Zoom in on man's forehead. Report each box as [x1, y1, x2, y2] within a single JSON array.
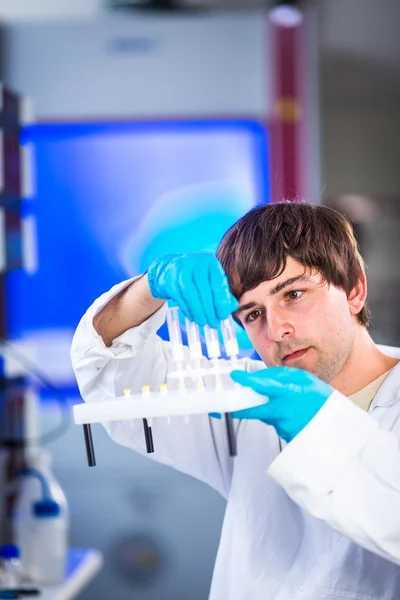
[[239, 261, 324, 301]]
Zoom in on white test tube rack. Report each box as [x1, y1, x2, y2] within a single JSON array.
[[74, 308, 263, 466], [74, 386, 262, 424]]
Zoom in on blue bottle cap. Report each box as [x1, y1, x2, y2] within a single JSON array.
[[0, 544, 20, 559], [33, 499, 61, 518]]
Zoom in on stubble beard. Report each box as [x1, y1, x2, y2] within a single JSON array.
[[308, 334, 355, 384]]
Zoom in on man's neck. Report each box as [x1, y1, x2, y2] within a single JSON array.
[[330, 327, 399, 396]]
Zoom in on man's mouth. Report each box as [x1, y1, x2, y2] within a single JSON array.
[[282, 348, 310, 363]]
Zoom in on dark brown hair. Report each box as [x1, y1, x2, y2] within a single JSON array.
[[217, 201, 371, 327]]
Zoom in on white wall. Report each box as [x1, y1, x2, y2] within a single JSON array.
[[320, 0, 400, 70], [322, 105, 400, 198], [2, 14, 269, 119], [322, 103, 400, 344]]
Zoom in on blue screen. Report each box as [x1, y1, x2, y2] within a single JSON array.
[[8, 120, 269, 386]]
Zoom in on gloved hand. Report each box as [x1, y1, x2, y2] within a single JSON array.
[[147, 253, 238, 329], [220, 367, 333, 443]]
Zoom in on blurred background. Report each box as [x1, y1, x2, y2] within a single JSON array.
[[0, 0, 399, 598]]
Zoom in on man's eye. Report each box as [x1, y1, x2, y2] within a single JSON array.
[[285, 290, 305, 301], [245, 310, 262, 323]]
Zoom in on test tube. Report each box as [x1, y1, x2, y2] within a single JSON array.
[[167, 306, 186, 391], [221, 317, 239, 358], [185, 319, 203, 360], [185, 317, 205, 386], [205, 325, 237, 457], [166, 307, 185, 363], [203, 325, 221, 359]]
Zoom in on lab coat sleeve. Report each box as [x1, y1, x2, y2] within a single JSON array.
[[267, 390, 400, 565], [71, 277, 237, 498]]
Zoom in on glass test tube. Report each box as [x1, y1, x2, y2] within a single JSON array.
[[167, 307, 186, 425], [185, 318, 205, 394], [203, 325, 221, 359], [221, 317, 239, 358], [185, 318, 203, 360], [204, 324, 221, 386], [206, 321, 237, 458], [166, 307, 185, 363]]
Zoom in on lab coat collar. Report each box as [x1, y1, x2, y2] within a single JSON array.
[[369, 345, 400, 410]]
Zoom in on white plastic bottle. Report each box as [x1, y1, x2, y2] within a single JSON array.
[[13, 449, 69, 585]]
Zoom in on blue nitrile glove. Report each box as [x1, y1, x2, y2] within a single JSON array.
[[147, 253, 238, 329], [219, 367, 333, 443]]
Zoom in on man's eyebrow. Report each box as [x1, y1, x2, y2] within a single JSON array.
[[235, 302, 258, 315], [269, 274, 312, 295], [235, 275, 313, 315]]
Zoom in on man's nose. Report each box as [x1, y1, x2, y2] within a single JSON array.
[[265, 309, 294, 342]]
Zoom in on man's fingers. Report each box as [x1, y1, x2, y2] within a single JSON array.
[[209, 261, 238, 321], [230, 369, 289, 398], [192, 268, 219, 328], [231, 401, 277, 421]]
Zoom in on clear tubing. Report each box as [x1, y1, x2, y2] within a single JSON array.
[[166, 307, 184, 362], [221, 316, 239, 358], [185, 318, 203, 360], [203, 325, 221, 359]]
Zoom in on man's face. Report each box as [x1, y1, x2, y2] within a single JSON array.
[[234, 258, 356, 383]]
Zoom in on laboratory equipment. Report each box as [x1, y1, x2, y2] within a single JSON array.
[[14, 460, 68, 585], [75, 308, 264, 466], [219, 317, 241, 453], [185, 318, 203, 363], [184, 319, 207, 424], [0, 545, 21, 588], [167, 308, 189, 423], [167, 308, 185, 364], [203, 326, 221, 360], [123, 388, 155, 447], [203, 323, 236, 455], [0, 84, 33, 548], [166, 308, 186, 389], [221, 318, 240, 360], [73, 386, 262, 425], [20, 499, 66, 585]]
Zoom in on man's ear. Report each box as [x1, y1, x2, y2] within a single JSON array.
[[348, 273, 367, 317]]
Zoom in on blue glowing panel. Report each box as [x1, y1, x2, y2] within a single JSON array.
[[7, 120, 269, 383]]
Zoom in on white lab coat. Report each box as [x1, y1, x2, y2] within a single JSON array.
[[71, 278, 400, 600]]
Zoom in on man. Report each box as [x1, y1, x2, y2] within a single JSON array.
[[71, 202, 400, 600]]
